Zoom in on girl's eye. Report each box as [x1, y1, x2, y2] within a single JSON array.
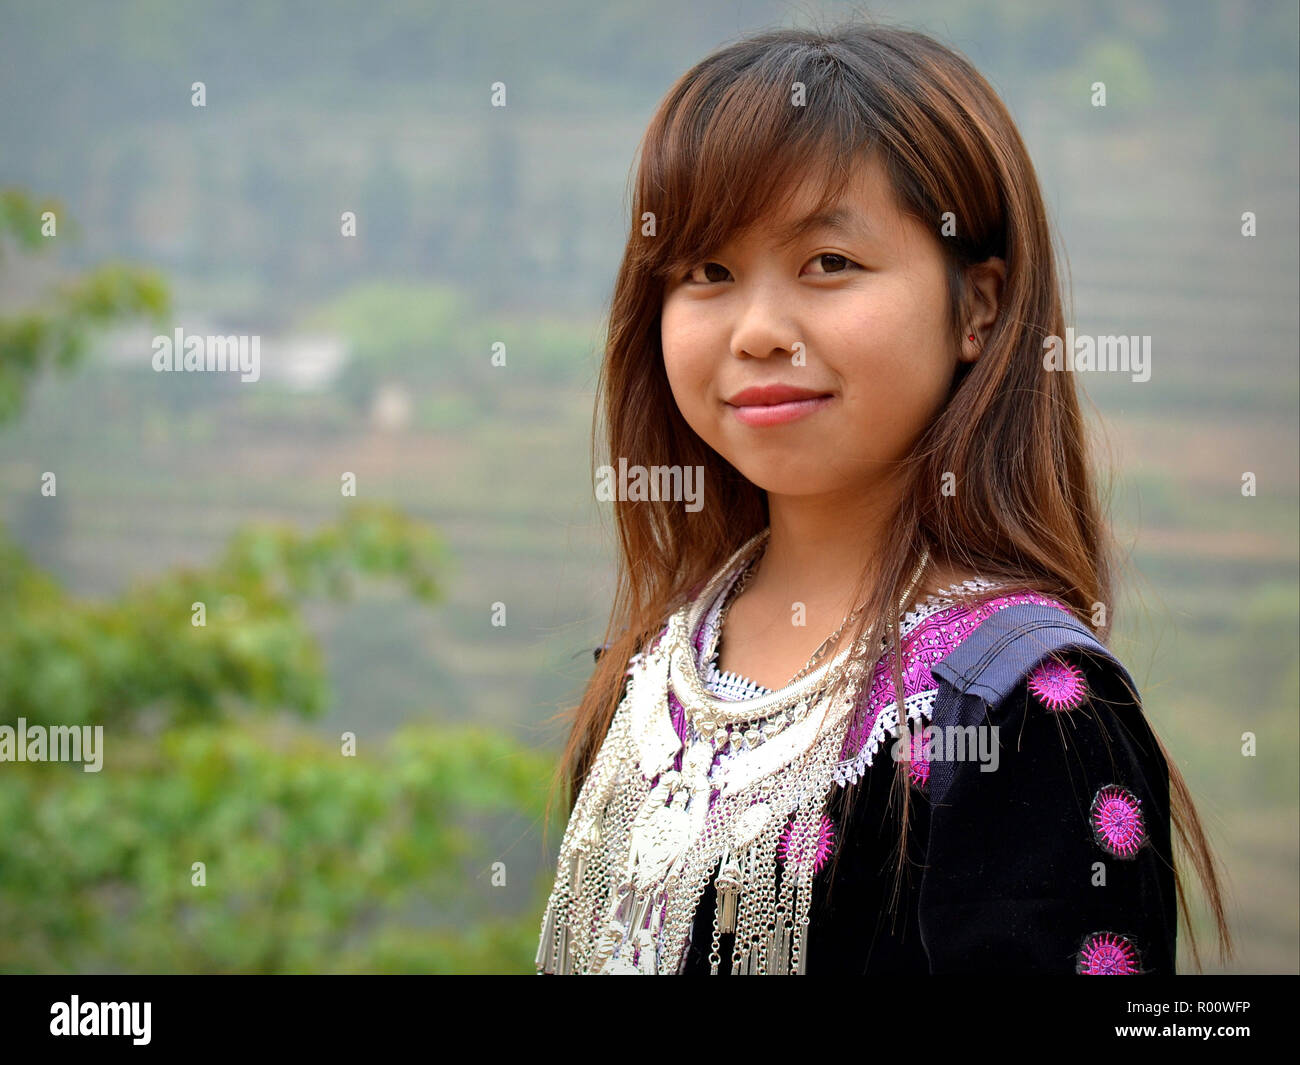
[[804, 253, 859, 275], [681, 253, 860, 284], [682, 261, 732, 284]]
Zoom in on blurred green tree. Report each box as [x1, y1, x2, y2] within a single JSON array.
[[0, 189, 554, 973]]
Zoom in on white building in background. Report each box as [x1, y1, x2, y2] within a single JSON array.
[[370, 382, 413, 431], [261, 334, 349, 393]]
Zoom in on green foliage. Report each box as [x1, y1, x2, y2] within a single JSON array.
[[0, 721, 556, 973], [0, 188, 69, 249], [490, 313, 601, 386], [298, 281, 596, 415], [302, 281, 465, 370], [0, 504, 452, 729], [1056, 38, 1156, 110], [0, 189, 552, 973], [300, 281, 469, 411], [0, 188, 170, 424]]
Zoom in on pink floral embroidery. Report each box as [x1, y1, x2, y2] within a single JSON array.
[[1076, 931, 1141, 974], [777, 813, 836, 875], [1027, 657, 1088, 712], [1090, 784, 1146, 859], [907, 728, 930, 789]]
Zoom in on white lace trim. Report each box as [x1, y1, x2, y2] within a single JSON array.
[[832, 688, 939, 786], [703, 668, 769, 702]]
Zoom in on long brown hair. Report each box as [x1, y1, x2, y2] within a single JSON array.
[[544, 18, 1232, 970]]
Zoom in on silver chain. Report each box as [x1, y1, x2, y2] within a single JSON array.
[[537, 529, 936, 975]]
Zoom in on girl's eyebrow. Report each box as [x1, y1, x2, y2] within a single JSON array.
[[774, 206, 875, 248]]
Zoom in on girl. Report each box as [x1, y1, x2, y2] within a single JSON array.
[[537, 21, 1232, 975]]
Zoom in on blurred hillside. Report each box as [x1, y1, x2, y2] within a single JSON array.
[[0, 0, 1296, 972]]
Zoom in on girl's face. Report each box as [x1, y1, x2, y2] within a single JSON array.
[[661, 154, 972, 501]]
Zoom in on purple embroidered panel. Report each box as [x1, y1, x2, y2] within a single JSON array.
[[838, 590, 1070, 768]]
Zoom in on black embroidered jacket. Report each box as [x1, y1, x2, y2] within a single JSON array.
[[664, 602, 1180, 975]]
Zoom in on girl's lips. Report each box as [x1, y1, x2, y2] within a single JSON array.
[[729, 394, 833, 427]]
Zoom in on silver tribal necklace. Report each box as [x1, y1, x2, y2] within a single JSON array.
[[537, 530, 930, 975]]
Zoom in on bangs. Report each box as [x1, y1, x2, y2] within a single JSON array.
[[638, 44, 884, 283]]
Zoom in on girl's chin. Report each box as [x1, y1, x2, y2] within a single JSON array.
[[722, 468, 849, 497]]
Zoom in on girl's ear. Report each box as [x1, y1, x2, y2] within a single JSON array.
[[960, 257, 1007, 363]]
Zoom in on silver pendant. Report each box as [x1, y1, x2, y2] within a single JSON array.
[[715, 851, 742, 934], [627, 779, 691, 888]]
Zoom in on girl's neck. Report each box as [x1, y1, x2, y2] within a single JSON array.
[[754, 484, 899, 614], [749, 484, 971, 615]]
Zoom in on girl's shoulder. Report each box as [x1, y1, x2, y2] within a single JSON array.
[[840, 580, 1119, 782], [916, 583, 1167, 819], [915, 597, 1176, 975], [911, 580, 1150, 747], [883, 577, 1100, 699], [914, 581, 1138, 711]]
